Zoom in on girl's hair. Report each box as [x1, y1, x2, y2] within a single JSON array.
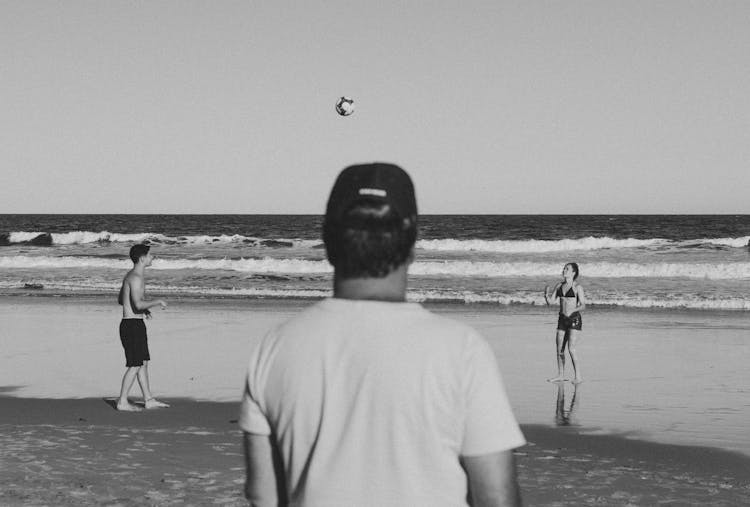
[[566, 262, 580, 280]]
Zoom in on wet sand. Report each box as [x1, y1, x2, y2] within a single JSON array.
[[1, 296, 749, 505]]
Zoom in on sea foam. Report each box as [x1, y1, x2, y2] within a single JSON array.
[[3, 255, 750, 279], [416, 236, 667, 253], [4, 230, 750, 252], [3, 280, 749, 310], [3, 230, 319, 248]]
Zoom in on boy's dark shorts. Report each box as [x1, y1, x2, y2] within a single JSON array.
[[557, 312, 583, 332], [119, 319, 150, 367]]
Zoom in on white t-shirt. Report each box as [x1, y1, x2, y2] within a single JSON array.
[[240, 298, 525, 506]]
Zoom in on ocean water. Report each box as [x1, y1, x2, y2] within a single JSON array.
[[1, 214, 749, 311]]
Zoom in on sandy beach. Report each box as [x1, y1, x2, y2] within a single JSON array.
[[1, 295, 749, 505], [5, 0, 750, 502]]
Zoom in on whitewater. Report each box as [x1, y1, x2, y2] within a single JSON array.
[[2, 214, 749, 310], [3, 229, 750, 252]]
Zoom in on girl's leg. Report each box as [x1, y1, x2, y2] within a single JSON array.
[[547, 330, 568, 382], [567, 330, 583, 383]]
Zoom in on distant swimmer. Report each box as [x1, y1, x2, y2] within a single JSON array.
[[116, 244, 169, 411], [544, 262, 586, 384]]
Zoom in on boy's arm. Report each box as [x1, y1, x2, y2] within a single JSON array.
[[129, 277, 167, 311], [117, 279, 126, 305]]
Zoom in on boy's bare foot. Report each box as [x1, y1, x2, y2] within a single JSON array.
[[116, 401, 143, 412], [144, 398, 170, 409], [546, 376, 567, 383]]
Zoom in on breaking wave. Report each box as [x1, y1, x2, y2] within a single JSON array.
[[2, 255, 749, 279], [2, 231, 749, 253], [416, 237, 668, 253], [3, 280, 750, 310], [0, 231, 318, 248]]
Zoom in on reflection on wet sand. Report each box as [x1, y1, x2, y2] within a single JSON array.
[[554, 382, 579, 426]]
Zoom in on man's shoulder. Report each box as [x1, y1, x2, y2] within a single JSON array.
[[267, 299, 483, 343], [415, 312, 496, 359], [263, 300, 329, 334], [349, 299, 483, 343]]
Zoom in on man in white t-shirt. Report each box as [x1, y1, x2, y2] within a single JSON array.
[[240, 163, 525, 506]]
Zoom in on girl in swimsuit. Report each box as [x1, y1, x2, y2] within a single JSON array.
[[544, 262, 586, 384]]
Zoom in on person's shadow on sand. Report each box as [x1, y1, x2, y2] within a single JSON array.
[[102, 398, 148, 411], [103, 397, 171, 411], [554, 382, 580, 426], [103, 398, 119, 410]]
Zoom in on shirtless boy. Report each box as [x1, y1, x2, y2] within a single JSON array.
[[116, 244, 169, 411]]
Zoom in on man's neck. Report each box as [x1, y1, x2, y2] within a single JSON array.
[[333, 265, 408, 302]]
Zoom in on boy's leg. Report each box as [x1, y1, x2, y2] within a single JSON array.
[[138, 361, 170, 408], [117, 367, 143, 411], [136, 361, 153, 400]]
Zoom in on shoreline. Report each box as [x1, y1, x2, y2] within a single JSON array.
[[1, 396, 748, 506], [3, 290, 750, 315], [2, 294, 749, 456], [2, 295, 750, 504]]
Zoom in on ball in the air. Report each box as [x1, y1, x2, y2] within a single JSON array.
[[335, 96, 355, 116]]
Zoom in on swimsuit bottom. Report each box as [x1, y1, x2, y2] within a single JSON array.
[[120, 319, 150, 367], [557, 312, 582, 332]]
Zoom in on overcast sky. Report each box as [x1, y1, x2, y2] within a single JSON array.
[[1, 1, 748, 214]]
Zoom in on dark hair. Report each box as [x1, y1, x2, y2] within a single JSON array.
[[129, 244, 151, 264], [323, 200, 417, 279], [567, 262, 580, 280]]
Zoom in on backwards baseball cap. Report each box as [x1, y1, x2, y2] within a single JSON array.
[[325, 162, 417, 222]]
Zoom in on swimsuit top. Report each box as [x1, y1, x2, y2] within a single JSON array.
[[556, 284, 576, 298]]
